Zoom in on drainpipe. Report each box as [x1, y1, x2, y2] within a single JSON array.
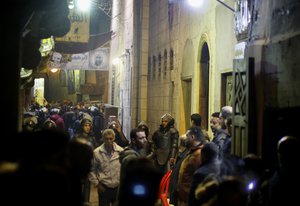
[[135, 0, 142, 126], [126, 48, 131, 132]]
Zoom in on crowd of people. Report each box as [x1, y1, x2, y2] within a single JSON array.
[[0, 101, 299, 206]]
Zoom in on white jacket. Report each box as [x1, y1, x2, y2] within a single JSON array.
[[89, 142, 124, 188]]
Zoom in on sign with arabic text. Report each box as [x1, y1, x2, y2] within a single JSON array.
[[55, 9, 90, 43]]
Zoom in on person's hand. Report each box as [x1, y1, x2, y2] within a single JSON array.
[[115, 124, 121, 132], [169, 158, 175, 169]]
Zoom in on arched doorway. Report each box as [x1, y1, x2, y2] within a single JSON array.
[[199, 42, 209, 130]]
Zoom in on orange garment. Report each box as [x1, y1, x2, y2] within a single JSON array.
[[177, 146, 202, 204]]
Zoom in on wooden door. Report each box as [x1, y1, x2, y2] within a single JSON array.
[[232, 57, 255, 157], [182, 79, 192, 130]]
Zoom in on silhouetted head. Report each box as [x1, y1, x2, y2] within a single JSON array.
[[23, 116, 38, 132], [179, 134, 187, 153], [18, 130, 70, 172], [217, 176, 247, 206], [69, 138, 93, 178], [277, 135, 300, 170], [191, 113, 202, 127], [42, 119, 57, 130], [118, 157, 162, 206], [243, 153, 264, 179], [201, 142, 219, 164]]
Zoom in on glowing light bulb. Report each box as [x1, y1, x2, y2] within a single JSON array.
[[188, 0, 203, 7], [50, 68, 59, 73]]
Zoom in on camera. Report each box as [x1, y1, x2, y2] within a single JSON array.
[[131, 183, 146, 196]]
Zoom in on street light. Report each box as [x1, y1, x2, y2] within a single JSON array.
[[76, 0, 91, 11], [187, 0, 203, 7], [68, 0, 91, 11], [187, 0, 235, 12]]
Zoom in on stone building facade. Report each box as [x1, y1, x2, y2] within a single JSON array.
[[109, 0, 300, 167], [109, 0, 236, 138]]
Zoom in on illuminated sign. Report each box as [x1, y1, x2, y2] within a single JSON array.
[[48, 47, 109, 70], [55, 9, 90, 43]]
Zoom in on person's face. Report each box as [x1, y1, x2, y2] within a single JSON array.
[[83, 123, 92, 134], [210, 116, 221, 133], [25, 121, 35, 132], [134, 131, 148, 149], [104, 133, 115, 149], [219, 115, 226, 129], [95, 54, 103, 66], [161, 118, 169, 128], [185, 131, 194, 148], [52, 53, 62, 64]]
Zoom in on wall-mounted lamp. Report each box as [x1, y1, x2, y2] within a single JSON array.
[[187, 0, 203, 7], [68, 0, 91, 11], [50, 68, 59, 73]]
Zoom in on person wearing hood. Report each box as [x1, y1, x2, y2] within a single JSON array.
[[73, 117, 100, 205], [23, 115, 39, 132], [151, 113, 179, 174], [49, 108, 65, 132], [137, 121, 150, 139], [74, 118, 100, 150]]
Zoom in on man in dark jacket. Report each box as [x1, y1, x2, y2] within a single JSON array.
[[117, 128, 150, 205], [189, 142, 221, 206], [119, 127, 149, 170]]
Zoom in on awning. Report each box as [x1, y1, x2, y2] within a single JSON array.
[[55, 31, 112, 54]]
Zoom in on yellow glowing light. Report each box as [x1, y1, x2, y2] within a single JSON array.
[[50, 68, 59, 73]]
